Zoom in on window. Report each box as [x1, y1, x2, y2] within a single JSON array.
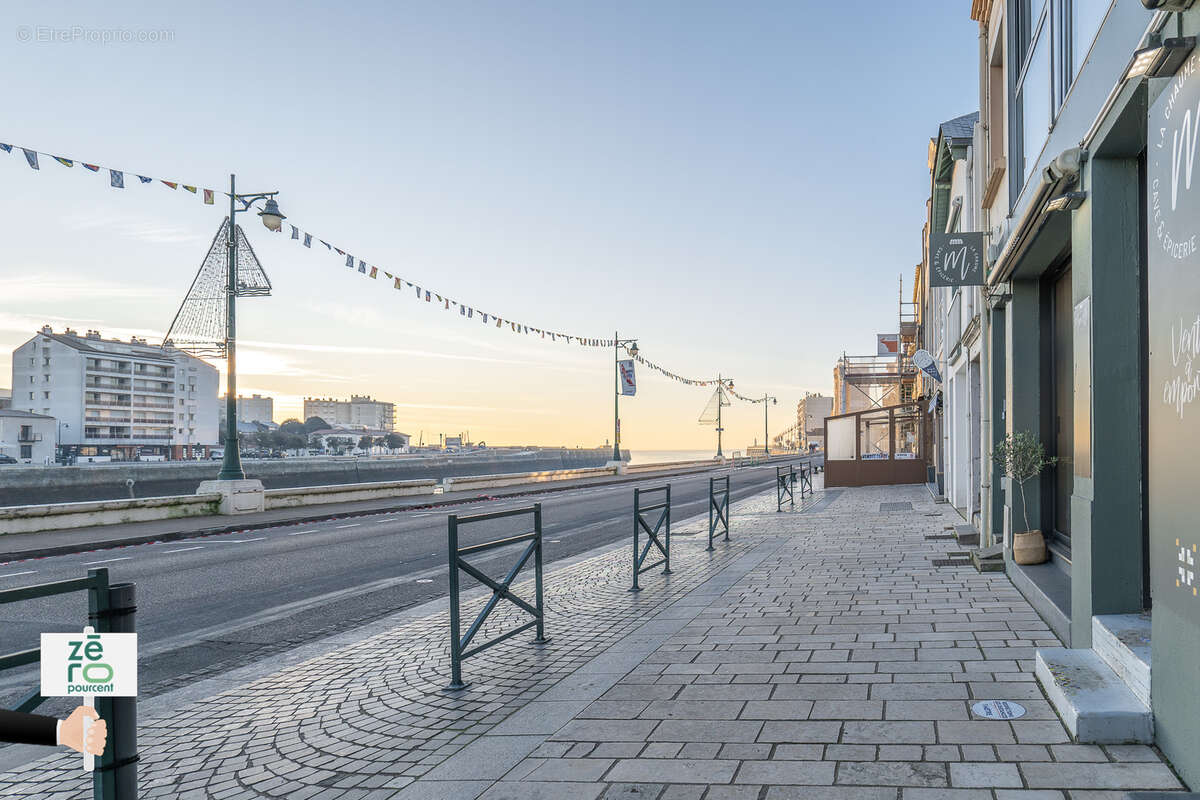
[[20, 445, 31, 460], [1071, 0, 1110, 81], [827, 417, 856, 460], [43, 391, 50, 400], [28, 392, 34, 400], [859, 410, 891, 460], [1017, 5, 1050, 182]]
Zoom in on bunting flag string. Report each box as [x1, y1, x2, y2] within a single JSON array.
[[728, 388, 768, 403], [0, 137, 752, 391]]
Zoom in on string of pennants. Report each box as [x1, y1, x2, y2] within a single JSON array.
[[0, 138, 757, 393], [728, 388, 769, 404]]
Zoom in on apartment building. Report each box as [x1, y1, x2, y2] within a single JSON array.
[[303, 395, 395, 431], [0, 409, 55, 463], [795, 393, 832, 451], [220, 393, 275, 425], [10, 326, 220, 461]]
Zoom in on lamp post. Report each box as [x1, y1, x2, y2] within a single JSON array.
[[612, 331, 639, 463], [716, 376, 733, 459], [762, 394, 777, 456], [217, 173, 285, 481]]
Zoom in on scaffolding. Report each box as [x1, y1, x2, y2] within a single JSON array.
[[833, 276, 919, 414]]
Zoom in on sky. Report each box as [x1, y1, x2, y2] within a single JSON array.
[[0, 1, 979, 450]]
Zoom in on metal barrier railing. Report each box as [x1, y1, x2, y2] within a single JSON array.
[[445, 504, 547, 691], [707, 475, 730, 550], [798, 464, 814, 500], [776, 465, 795, 512], [0, 568, 137, 800], [630, 485, 671, 591]]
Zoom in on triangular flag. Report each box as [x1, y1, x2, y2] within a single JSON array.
[[320, 240, 330, 250], [334, 247, 345, 255], [82, 163, 100, 172], [110, 169, 124, 188], [182, 185, 197, 193], [53, 156, 73, 168], [161, 180, 178, 189], [22, 149, 39, 170], [138, 175, 152, 183], [0, 144, 11, 153]]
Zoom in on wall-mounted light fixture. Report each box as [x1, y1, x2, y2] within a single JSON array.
[[1126, 36, 1195, 80], [1046, 191, 1087, 213], [1140, 0, 1194, 11]]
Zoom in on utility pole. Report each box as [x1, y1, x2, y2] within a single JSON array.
[[762, 394, 777, 455]]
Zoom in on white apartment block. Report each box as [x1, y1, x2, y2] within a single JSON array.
[[221, 393, 275, 424], [303, 395, 395, 431], [0, 409, 55, 463], [796, 393, 832, 451], [10, 326, 220, 460]]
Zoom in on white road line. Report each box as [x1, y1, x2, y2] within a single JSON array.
[[83, 557, 132, 566], [207, 538, 267, 543], [335, 523, 360, 529], [287, 529, 319, 536], [0, 571, 36, 579], [163, 546, 204, 554]]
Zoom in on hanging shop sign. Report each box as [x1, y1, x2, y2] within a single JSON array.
[[1147, 51, 1200, 627], [930, 231, 986, 287], [912, 349, 941, 383], [877, 334, 900, 356]]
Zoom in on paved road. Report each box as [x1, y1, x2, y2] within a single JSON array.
[[0, 458, 815, 710]]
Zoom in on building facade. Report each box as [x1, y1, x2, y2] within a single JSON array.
[[303, 395, 395, 431], [795, 393, 832, 450], [0, 409, 55, 463], [220, 393, 275, 425], [10, 327, 220, 461], [915, 0, 1200, 785]]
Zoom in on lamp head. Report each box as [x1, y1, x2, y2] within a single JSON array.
[[258, 197, 286, 232], [628, 341, 639, 357]]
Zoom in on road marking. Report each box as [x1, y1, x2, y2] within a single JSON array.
[[0, 571, 36, 579], [287, 529, 319, 536], [415, 578, 433, 583], [163, 546, 204, 554], [208, 538, 267, 543], [335, 523, 361, 529], [83, 557, 132, 566]]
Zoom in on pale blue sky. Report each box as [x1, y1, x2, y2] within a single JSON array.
[[0, 1, 978, 448]]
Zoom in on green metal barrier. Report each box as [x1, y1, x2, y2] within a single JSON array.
[[630, 485, 671, 591], [776, 465, 795, 512], [0, 567, 137, 800], [445, 504, 548, 691], [707, 475, 730, 550]]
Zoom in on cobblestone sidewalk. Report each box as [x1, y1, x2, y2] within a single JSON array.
[[1, 482, 1189, 799]]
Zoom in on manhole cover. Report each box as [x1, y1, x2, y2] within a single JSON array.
[[880, 502, 913, 512], [972, 700, 1026, 719]]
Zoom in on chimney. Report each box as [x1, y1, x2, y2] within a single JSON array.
[[40, 325, 53, 334], [64, 328, 77, 336], [86, 330, 101, 340]]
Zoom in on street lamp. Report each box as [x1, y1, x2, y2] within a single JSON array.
[[612, 331, 639, 463], [762, 395, 777, 456], [217, 174, 285, 482], [716, 376, 733, 459]]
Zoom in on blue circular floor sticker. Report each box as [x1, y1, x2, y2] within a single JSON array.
[[971, 700, 1026, 720]]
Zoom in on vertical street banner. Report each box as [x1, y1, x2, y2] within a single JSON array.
[[930, 232, 985, 287], [1148, 52, 1200, 630], [618, 359, 636, 395]]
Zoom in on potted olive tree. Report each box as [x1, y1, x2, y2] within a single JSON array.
[[992, 431, 1058, 565]]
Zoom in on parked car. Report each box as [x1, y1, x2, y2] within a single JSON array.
[[0, 455, 19, 465]]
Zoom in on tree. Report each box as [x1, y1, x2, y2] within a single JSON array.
[[308, 434, 325, 453], [359, 435, 375, 452], [279, 419, 307, 436], [384, 433, 406, 451], [992, 431, 1058, 533], [304, 417, 330, 435]]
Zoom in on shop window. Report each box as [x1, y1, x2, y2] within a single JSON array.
[[895, 409, 921, 460], [859, 410, 891, 460], [827, 417, 856, 460]]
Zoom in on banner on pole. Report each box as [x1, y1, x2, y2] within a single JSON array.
[[618, 359, 636, 396]]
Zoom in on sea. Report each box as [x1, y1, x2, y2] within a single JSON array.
[[628, 449, 716, 465]]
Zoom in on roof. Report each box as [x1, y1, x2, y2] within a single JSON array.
[[0, 409, 55, 420], [939, 112, 979, 143], [25, 329, 209, 366]]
